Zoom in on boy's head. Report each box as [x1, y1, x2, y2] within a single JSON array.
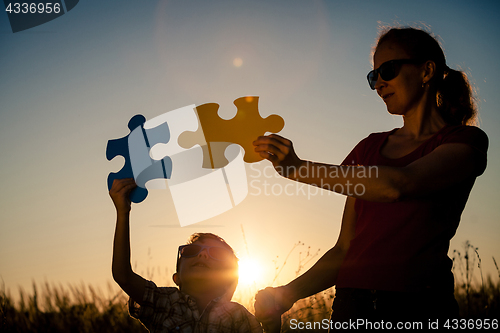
[[173, 233, 239, 299]]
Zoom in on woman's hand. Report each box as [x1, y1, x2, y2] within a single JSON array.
[[109, 178, 137, 214], [253, 134, 304, 179], [255, 286, 295, 333]]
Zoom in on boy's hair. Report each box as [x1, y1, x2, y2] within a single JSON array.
[[176, 233, 239, 298]]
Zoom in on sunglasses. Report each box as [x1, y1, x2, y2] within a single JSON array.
[[367, 59, 424, 90], [177, 244, 234, 261]]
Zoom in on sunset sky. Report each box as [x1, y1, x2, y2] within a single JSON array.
[[1, 0, 499, 302]]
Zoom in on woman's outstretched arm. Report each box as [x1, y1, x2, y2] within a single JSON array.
[[253, 134, 479, 202], [255, 196, 357, 328]]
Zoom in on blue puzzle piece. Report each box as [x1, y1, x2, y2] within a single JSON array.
[[129, 120, 172, 189], [106, 114, 172, 203]]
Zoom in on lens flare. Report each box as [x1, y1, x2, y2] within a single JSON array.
[[233, 57, 243, 67]]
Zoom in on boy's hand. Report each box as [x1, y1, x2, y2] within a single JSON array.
[[109, 178, 137, 214], [255, 286, 294, 333]]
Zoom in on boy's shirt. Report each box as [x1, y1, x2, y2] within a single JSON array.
[[129, 280, 263, 333]]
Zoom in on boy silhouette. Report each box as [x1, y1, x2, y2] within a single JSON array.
[[110, 178, 263, 333]]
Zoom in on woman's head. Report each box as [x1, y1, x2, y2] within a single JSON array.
[[372, 27, 477, 125]]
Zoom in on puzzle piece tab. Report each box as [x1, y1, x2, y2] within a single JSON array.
[[178, 96, 284, 168], [106, 114, 172, 203], [146, 105, 208, 183]]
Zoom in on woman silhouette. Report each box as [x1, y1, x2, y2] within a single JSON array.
[[253, 27, 488, 330]]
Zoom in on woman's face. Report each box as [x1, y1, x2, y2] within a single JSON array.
[[373, 41, 425, 116]]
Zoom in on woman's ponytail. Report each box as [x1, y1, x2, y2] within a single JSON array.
[[437, 67, 477, 126]]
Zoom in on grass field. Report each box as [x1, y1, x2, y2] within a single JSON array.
[[1, 241, 498, 332]]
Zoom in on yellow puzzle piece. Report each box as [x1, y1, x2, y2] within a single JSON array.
[[178, 96, 285, 169]]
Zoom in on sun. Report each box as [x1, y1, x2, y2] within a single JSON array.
[[238, 258, 262, 285]]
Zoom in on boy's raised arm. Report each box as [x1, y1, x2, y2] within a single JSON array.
[[110, 178, 147, 304]]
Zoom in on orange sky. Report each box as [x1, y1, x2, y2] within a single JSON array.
[[1, 0, 499, 305]]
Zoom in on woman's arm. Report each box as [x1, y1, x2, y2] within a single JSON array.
[[110, 178, 147, 304], [253, 134, 479, 202], [255, 196, 357, 327]]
